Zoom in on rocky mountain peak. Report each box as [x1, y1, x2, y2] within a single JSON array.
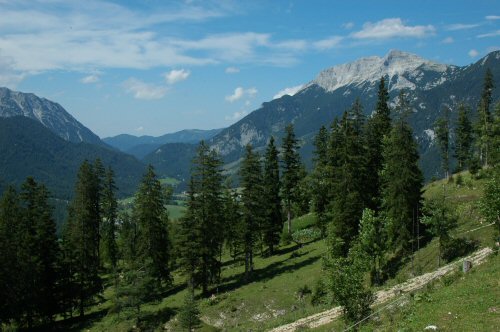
[[0, 87, 102, 145], [308, 49, 449, 93]]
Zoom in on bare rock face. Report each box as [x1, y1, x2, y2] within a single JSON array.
[[0, 87, 102, 145]]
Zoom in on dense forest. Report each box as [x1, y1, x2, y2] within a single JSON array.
[[0, 71, 499, 331]]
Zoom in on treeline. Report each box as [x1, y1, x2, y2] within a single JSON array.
[[0, 70, 499, 330]]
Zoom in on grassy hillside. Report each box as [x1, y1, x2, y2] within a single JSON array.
[[312, 253, 499, 331], [49, 171, 497, 331]]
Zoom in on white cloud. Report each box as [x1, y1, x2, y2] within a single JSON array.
[[313, 36, 343, 50], [80, 73, 100, 84], [225, 66, 240, 74], [0, 2, 310, 76], [446, 23, 480, 31], [468, 49, 479, 58], [342, 22, 354, 29], [123, 78, 168, 100], [135, 126, 144, 132], [0, 56, 25, 88], [165, 69, 190, 84], [273, 85, 304, 99], [225, 86, 257, 103], [352, 18, 435, 39], [485, 15, 500, 20], [477, 30, 500, 38], [442, 37, 454, 44]]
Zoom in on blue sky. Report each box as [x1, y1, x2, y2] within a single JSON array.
[[0, 0, 499, 137]]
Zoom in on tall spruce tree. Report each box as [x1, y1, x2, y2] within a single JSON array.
[[281, 124, 301, 235], [0, 186, 22, 325], [222, 185, 244, 261], [476, 68, 495, 166], [134, 165, 171, 286], [64, 160, 102, 317], [262, 137, 283, 255], [101, 167, 118, 269], [365, 77, 392, 210], [328, 100, 368, 255], [190, 141, 225, 294], [380, 103, 423, 253], [240, 145, 264, 278], [492, 102, 500, 166], [177, 177, 202, 289], [454, 103, 473, 172], [311, 126, 331, 237], [21, 179, 60, 324], [435, 106, 451, 179]]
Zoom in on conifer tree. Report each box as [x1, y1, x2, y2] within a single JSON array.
[[178, 286, 201, 331], [64, 160, 102, 317], [92, 159, 104, 264], [281, 124, 301, 235], [0, 186, 22, 324], [380, 97, 423, 253], [365, 77, 392, 210], [118, 211, 138, 264], [177, 177, 202, 289], [422, 199, 457, 267], [476, 68, 495, 166], [328, 101, 368, 255], [134, 165, 171, 286], [190, 141, 225, 294], [491, 102, 500, 166], [240, 145, 264, 278], [262, 137, 283, 254], [102, 167, 118, 269], [358, 208, 387, 285], [222, 185, 244, 261], [24, 180, 60, 323], [479, 165, 499, 238], [311, 126, 331, 236], [454, 103, 473, 172], [435, 106, 451, 179]]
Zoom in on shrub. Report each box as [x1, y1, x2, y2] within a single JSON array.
[[311, 279, 328, 306]]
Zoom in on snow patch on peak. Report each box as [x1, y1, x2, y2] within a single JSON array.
[[309, 50, 448, 92]]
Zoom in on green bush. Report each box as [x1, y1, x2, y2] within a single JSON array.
[[311, 279, 328, 306]]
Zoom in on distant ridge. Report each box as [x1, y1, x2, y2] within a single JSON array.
[[0, 116, 144, 199], [104, 128, 223, 159]]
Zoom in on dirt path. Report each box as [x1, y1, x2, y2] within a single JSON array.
[[269, 247, 493, 332]]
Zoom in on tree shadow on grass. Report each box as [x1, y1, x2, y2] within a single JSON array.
[[31, 308, 108, 332], [215, 254, 321, 295], [137, 307, 176, 331], [383, 251, 409, 282]]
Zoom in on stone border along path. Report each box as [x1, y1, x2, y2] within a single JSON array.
[[268, 247, 493, 332]]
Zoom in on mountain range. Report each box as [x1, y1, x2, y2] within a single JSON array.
[[1, 49, 499, 196], [103, 128, 223, 159]]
